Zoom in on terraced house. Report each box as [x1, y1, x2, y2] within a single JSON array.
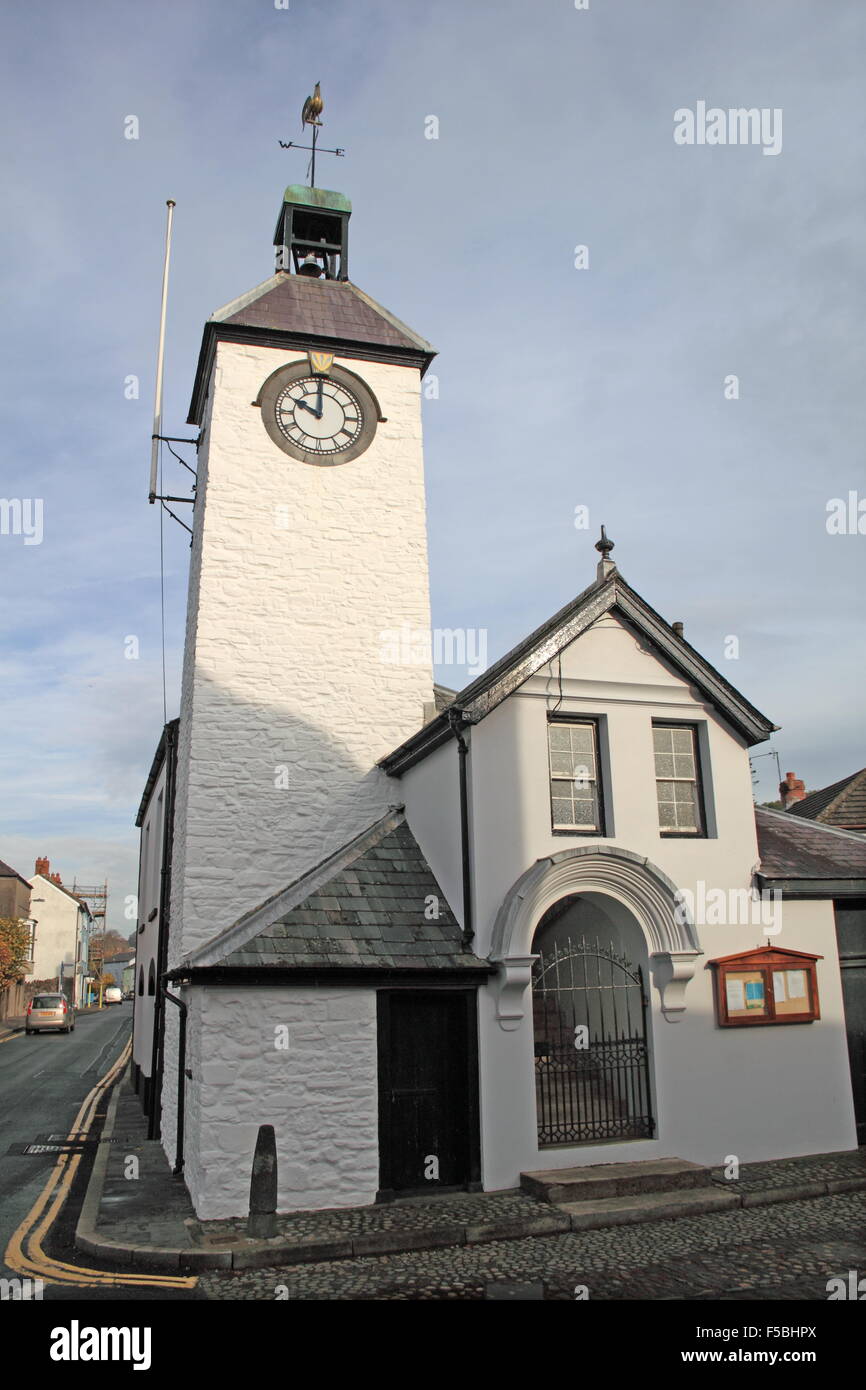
[[133, 182, 866, 1219]]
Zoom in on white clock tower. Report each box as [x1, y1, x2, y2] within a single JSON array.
[[170, 185, 437, 958]]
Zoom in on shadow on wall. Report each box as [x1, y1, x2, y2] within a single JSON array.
[[167, 666, 416, 956]]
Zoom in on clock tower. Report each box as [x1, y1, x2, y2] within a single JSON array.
[[170, 185, 437, 958]]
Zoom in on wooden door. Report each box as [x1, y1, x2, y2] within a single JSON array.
[[377, 990, 479, 1197]]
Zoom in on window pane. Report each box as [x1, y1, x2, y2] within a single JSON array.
[[655, 752, 675, 778], [653, 727, 673, 753], [673, 753, 695, 778], [672, 728, 694, 754], [550, 751, 573, 776], [549, 721, 601, 830], [657, 794, 676, 827]]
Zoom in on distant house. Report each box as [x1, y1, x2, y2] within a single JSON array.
[[0, 856, 33, 924], [104, 948, 135, 992], [788, 768, 866, 835], [0, 857, 35, 1018], [27, 858, 94, 1007]]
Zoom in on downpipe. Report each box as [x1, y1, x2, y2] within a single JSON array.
[[161, 983, 187, 1175]]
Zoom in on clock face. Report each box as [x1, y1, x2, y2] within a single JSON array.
[[275, 375, 364, 458], [257, 360, 379, 465]]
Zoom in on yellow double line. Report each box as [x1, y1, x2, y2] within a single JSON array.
[[4, 1039, 197, 1290]]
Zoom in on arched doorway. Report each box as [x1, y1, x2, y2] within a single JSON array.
[[532, 892, 655, 1147]]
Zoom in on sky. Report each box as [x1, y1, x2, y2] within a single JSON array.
[[0, 0, 864, 930]]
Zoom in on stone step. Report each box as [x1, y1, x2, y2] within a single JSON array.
[[560, 1186, 740, 1231], [521, 1157, 712, 1205]]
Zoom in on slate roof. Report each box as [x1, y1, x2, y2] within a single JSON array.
[[218, 275, 436, 355], [755, 807, 866, 882], [787, 768, 866, 831], [188, 274, 437, 425], [184, 809, 489, 974]]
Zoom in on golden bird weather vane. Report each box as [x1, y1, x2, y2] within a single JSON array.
[[279, 82, 344, 188], [301, 82, 323, 130]]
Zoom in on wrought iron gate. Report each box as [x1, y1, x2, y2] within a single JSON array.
[[533, 935, 654, 1146]]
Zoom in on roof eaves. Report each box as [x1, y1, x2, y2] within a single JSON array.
[[382, 570, 777, 777]]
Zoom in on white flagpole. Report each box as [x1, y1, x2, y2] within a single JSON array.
[[149, 199, 176, 503]]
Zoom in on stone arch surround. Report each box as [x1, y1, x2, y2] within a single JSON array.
[[490, 846, 703, 1029]]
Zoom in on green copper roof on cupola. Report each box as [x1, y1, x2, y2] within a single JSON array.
[[281, 185, 351, 214]]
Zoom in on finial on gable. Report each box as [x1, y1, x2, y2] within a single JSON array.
[[595, 525, 616, 581]]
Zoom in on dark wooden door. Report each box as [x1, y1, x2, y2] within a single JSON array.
[[377, 990, 479, 1197], [836, 902, 866, 1145]]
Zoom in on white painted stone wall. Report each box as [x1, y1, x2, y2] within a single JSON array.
[[183, 985, 379, 1219], [132, 755, 167, 1081], [169, 343, 434, 963]]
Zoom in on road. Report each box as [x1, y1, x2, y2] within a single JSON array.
[[0, 1002, 200, 1301]]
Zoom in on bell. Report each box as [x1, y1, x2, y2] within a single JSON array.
[[298, 252, 323, 278]]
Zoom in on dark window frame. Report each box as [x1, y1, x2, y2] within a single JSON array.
[[547, 713, 608, 837], [651, 719, 709, 839]]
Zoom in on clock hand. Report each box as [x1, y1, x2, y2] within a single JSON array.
[[294, 397, 321, 417], [316, 379, 324, 419]]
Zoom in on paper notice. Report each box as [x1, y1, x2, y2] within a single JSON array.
[[772, 971, 787, 1003], [786, 970, 807, 1000], [726, 978, 745, 1012], [745, 980, 765, 1009]]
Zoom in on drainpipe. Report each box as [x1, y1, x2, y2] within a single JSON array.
[[148, 719, 178, 1140], [447, 710, 474, 948], [161, 982, 187, 1175]]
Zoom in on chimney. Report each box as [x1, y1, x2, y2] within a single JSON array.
[[672, 621, 684, 637], [49, 871, 63, 885], [35, 856, 50, 878], [779, 771, 806, 809]]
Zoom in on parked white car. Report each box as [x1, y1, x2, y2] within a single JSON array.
[[104, 986, 122, 1005]]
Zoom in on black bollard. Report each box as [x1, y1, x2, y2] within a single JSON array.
[[247, 1124, 278, 1238]]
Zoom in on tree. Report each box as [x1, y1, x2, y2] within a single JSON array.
[[98, 929, 133, 959], [0, 918, 32, 991]]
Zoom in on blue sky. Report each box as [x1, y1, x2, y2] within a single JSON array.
[[0, 0, 864, 929]]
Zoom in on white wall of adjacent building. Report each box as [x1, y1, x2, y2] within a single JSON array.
[[26, 873, 92, 1006], [403, 613, 858, 1189]]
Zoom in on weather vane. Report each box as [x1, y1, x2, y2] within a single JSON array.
[[279, 82, 345, 188]]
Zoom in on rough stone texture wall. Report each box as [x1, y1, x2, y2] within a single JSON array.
[[170, 343, 434, 961], [187, 985, 379, 1219]]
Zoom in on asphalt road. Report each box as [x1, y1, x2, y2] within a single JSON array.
[[0, 1003, 155, 1299]]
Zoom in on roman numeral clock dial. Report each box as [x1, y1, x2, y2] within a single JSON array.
[[257, 359, 379, 465]]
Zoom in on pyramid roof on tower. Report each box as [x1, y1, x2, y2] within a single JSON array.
[[188, 274, 436, 424]]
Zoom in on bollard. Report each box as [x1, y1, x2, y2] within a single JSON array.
[[247, 1124, 278, 1238]]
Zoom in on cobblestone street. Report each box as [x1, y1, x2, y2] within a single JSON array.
[[200, 1190, 866, 1301]]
